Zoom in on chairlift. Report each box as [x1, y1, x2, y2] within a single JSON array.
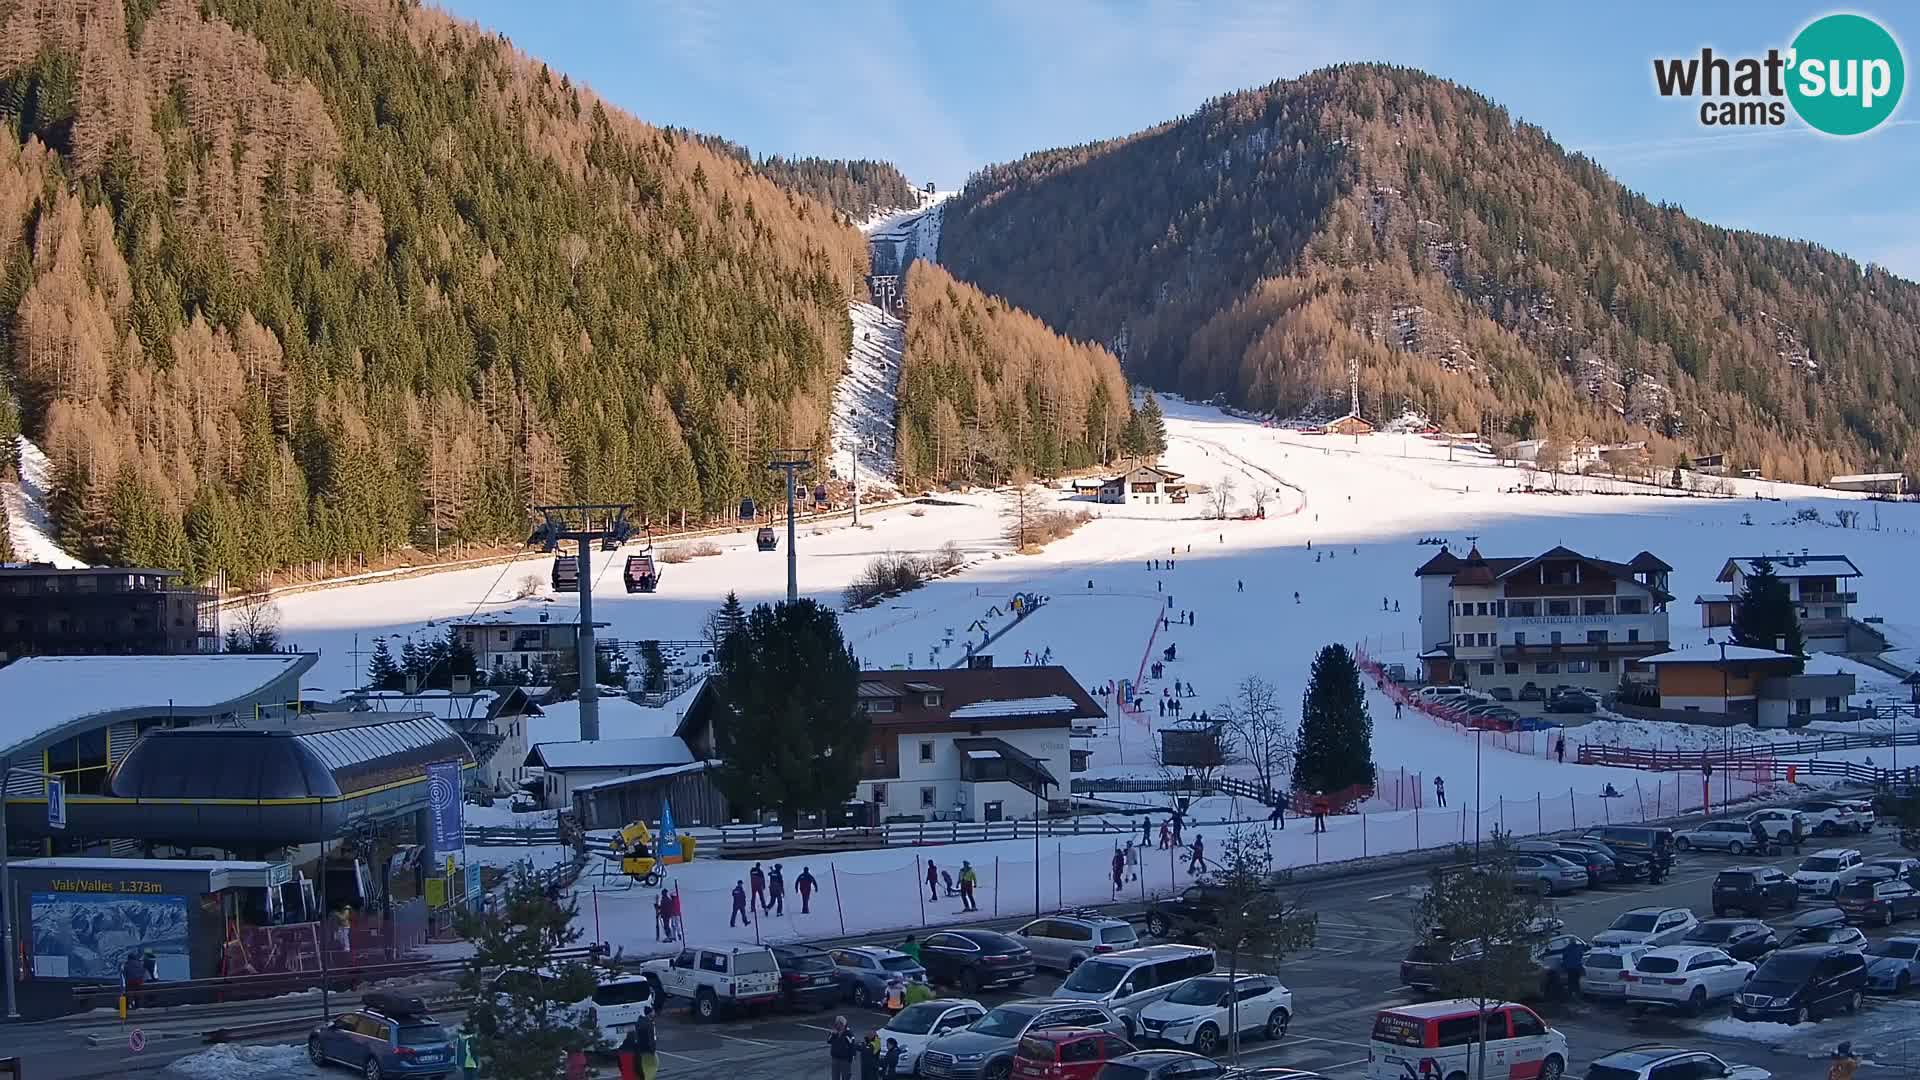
[[813, 483, 829, 509], [739, 497, 757, 522], [624, 529, 659, 594], [756, 526, 778, 552], [550, 555, 580, 593]]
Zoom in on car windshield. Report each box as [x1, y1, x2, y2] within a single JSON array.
[[397, 1025, 448, 1046], [1610, 914, 1659, 932], [1062, 959, 1130, 993], [1802, 857, 1844, 872], [1870, 941, 1920, 959], [1757, 952, 1822, 981], [971, 1007, 1041, 1038], [1166, 977, 1233, 1005], [880, 955, 922, 973], [735, 952, 777, 975], [1687, 923, 1738, 941], [1635, 956, 1681, 973], [783, 953, 833, 973], [886, 1003, 951, 1035]]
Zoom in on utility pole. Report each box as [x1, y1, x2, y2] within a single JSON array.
[[530, 504, 634, 740], [768, 452, 813, 603], [843, 435, 875, 527]]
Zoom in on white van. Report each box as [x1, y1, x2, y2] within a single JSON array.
[[1050, 944, 1214, 1027], [1368, 1000, 1567, 1080]]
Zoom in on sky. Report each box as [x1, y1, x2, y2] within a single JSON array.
[[439, 1, 1920, 278]]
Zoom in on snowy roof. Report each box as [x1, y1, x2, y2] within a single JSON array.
[[1719, 555, 1862, 580], [570, 759, 714, 793], [526, 737, 694, 771], [1640, 645, 1798, 665], [1693, 594, 1737, 605], [946, 695, 1080, 719], [448, 611, 610, 629], [0, 653, 317, 759], [8, 857, 282, 872], [333, 687, 542, 722]]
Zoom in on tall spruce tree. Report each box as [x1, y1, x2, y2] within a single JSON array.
[[367, 638, 401, 690], [706, 590, 747, 649], [442, 625, 477, 688], [456, 868, 600, 1080], [710, 599, 867, 833], [1731, 557, 1805, 673], [1294, 644, 1375, 793], [1139, 393, 1169, 457]]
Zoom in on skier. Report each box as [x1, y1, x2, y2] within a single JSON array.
[[1159, 698, 1166, 718], [925, 860, 940, 903], [1025, 649, 1032, 664], [1142, 816, 1153, 847], [730, 880, 751, 926], [1237, 580, 1244, 592], [1087, 579, 1093, 590], [654, 890, 670, 942], [1394, 700, 1403, 719], [1219, 534, 1223, 544], [958, 861, 978, 911], [1312, 793, 1330, 833], [1554, 736, 1566, 764], [1186, 543, 1191, 554], [1171, 809, 1186, 846], [668, 888, 683, 940], [1190, 611, 1196, 627], [1174, 679, 1183, 696], [1268, 802, 1285, 831], [1112, 848, 1126, 892], [1433, 776, 1447, 807], [796, 866, 817, 914], [768, 863, 786, 915], [1383, 596, 1390, 610], [1189, 834, 1207, 875], [1394, 600, 1400, 612], [750, 862, 768, 912], [1294, 591, 1300, 604], [1159, 821, 1173, 849], [1157, 580, 1163, 592]]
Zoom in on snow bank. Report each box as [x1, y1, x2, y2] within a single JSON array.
[[2, 437, 85, 567], [166, 1044, 316, 1079]]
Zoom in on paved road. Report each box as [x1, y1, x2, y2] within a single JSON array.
[[13, 825, 1920, 1079]]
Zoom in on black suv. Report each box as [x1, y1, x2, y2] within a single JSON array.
[[1146, 884, 1231, 939], [1583, 825, 1674, 881], [1712, 866, 1798, 915], [770, 944, 842, 1010], [1733, 944, 1866, 1024], [1682, 918, 1780, 962], [918, 930, 1034, 993], [1562, 838, 1651, 882]]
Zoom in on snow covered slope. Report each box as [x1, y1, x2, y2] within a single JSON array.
[[2, 437, 84, 567], [863, 190, 952, 271], [829, 302, 904, 489]]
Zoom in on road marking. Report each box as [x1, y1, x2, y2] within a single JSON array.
[[1284, 1032, 1375, 1048], [795, 1022, 837, 1032], [1322, 1056, 1373, 1071], [717, 1033, 779, 1047], [658, 1049, 703, 1063]]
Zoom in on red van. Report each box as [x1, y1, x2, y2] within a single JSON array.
[[1367, 1000, 1567, 1080], [1010, 1027, 1136, 1080]]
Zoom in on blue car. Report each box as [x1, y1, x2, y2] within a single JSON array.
[[1864, 936, 1920, 993], [308, 992, 456, 1078], [828, 945, 927, 1008]]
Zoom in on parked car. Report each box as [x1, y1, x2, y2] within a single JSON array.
[[922, 930, 1036, 993], [1518, 842, 1617, 885], [1594, 907, 1698, 948], [1745, 808, 1809, 844], [1416, 686, 1473, 703], [1794, 802, 1864, 836], [1561, 839, 1651, 882], [1711, 866, 1798, 916], [1835, 799, 1877, 831], [830, 946, 928, 1008], [1546, 689, 1597, 714], [880, 998, 987, 1076], [1054, 945, 1216, 1028], [1791, 848, 1865, 899], [1732, 944, 1867, 1024], [1622, 945, 1755, 1014], [1488, 687, 1516, 702], [1865, 856, 1920, 888], [641, 945, 782, 1021], [1135, 975, 1292, 1054], [486, 969, 655, 1047], [1836, 876, 1920, 926], [1581, 1046, 1770, 1080], [1400, 936, 1482, 993], [919, 1000, 1129, 1080], [1093, 1050, 1229, 1080], [1777, 908, 1868, 951], [1517, 684, 1548, 702], [1865, 937, 1920, 994], [770, 944, 843, 1011], [308, 992, 456, 1078], [1674, 820, 1764, 854], [1512, 852, 1590, 895], [1366, 1000, 1565, 1080], [1578, 946, 1650, 1001], [1012, 1028, 1137, 1080], [1015, 912, 1142, 972], [1681, 919, 1779, 962], [1582, 826, 1675, 880]]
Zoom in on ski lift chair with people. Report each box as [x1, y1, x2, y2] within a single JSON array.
[[550, 554, 580, 593], [756, 526, 778, 552], [624, 545, 660, 594]]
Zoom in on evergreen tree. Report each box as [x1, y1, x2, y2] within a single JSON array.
[[706, 591, 747, 649], [1731, 557, 1805, 673], [1139, 393, 1169, 456], [710, 599, 867, 833], [456, 868, 600, 1080], [400, 638, 428, 688], [0, 500, 12, 562], [1119, 407, 1147, 458], [639, 640, 668, 693], [367, 638, 401, 691], [1294, 643, 1375, 793], [442, 625, 477, 688]]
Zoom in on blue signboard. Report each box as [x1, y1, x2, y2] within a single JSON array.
[[426, 760, 464, 856]]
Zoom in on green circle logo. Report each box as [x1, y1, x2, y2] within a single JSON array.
[[1787, 13, 1905, 135]]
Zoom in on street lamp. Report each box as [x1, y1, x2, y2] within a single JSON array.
[[1719, 640, 1730, 813]]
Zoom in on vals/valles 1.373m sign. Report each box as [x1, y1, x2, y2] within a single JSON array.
[[1653, 13, 1905, 135]]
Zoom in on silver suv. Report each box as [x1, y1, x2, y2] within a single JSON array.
[[918, 999, 1126, 1080], [1013, 911, 1140, 972]]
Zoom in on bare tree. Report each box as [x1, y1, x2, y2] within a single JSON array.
[[224, 595, 282, 653], [1216, 675, 1294, 801], [1249, 486, 1272, 517], [1209, 474, 1238, 520], [1003, 469, 1045, 551], [1533, 439, 1566, 490]]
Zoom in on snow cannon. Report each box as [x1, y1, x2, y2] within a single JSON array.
[[611, 820, 696, 887]]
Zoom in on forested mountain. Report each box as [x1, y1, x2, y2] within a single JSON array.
[[941, 64, 1920, 482], [896, 261, 1130, 487], [0, 0, 870, 585], [687, 135, 918, 220]]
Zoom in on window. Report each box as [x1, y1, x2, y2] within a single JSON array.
[[1627, 629, 1640, 643], [1061, 1039, 1101, 1064], [1796, 699, 1812, 716], [1458, 635, 1469, 647], [1436, 1017, 1481, 1047], [1566, 660, 1592, 674], [1458, 602, 1470, 616], [863, 698, 896, 714], [1510, 600, 1539, 617], [497, 629, 509, 643], [1548, 600, 1573, 616], [919, 741, 935, 763], [1598, 660, 1612, 673], [1536, 662, 1560, 674], [872, 745, 886, 765], [1549, 631, 1562, 645], [920, 786, 937, 808], [1504, 663, 1520, 675], [699, 951, 730, 974], [1587, 630, 1608, 644], [1480, 663, 1494, 676], [1507, 1008, 1545, 1037], [1513, 632, 1527, 646], [1476, 603, 1490, 616], [1617, 597, 1644, 614], [873, 784, 887, 804], [1826, 697, 1842, 713], [1583, 598, 1611, 615], [1477, 633, 1491, 647], [923, 692, 942, 707]]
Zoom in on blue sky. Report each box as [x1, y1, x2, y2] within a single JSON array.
[[441, 1, 1920, 278]]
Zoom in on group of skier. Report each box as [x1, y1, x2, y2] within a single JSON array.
[[728, 863, 820, 925]]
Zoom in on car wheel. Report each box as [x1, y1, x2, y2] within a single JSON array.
[[1791, 1005, 1808, 1025], [1265, 1008, 1290, 1040], [851, 983, 872, 1009], [1675, 837, 1692, 851], [1540, 1054, 1565, 1080], [1728, 841, 1744, 854], [1818, 822, 1836, 837], [696, 989, 719, 1021], [363, 1059, 383, 1080], [307, 1038, 325, 1066], [1067, 954, 1084, 971], [1900, 972, 1911, 994], [1195, 1023, 1220, 1055], [985, 1059, 1012, 1080], [1688, 985, 1708, 1016], [1847, 989, 1864, 1014], [1146, 914, 1169, 937], [645, 975, 664, 1004], [1884, 907, 1897, 928]]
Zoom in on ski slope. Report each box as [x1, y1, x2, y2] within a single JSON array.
[[3, 437, 85, 568], [828, 301, 904, 489]]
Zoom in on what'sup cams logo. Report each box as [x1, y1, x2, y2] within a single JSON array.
[[1653, 13, 1905, 135]]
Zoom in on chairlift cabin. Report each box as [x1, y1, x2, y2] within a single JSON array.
[[756, 526, 778, 552], [624, 553, 659, 593], [813, 484, 829, 509], [550, 554, 580, 593], [739, 498, 757, 522]]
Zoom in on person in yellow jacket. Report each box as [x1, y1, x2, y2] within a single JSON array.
[[957, 861, 979, 912]]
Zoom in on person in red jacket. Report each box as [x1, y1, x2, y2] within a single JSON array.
[[796, 867, 817, 914], [924, 860, 940, 903]]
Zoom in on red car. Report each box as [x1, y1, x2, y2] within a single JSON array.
[[1010, 1027, 1136, 1080]]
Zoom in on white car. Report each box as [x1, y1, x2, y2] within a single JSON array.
[[1622, 946, 1755, 1013], [1593, 907, 1698, 947], [1585, 1046, 1770, 1080], [1793, 803, 1861, 837], [488, 969, 656, 1048], [877, 997, 984, 1075], [1745, 808, 1808, 843], [640, 945, 782, 1020], [1578, 945, 1650, 1000], [1135, 973, 1291, 1055], [1792, 848, 1865, 899]]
